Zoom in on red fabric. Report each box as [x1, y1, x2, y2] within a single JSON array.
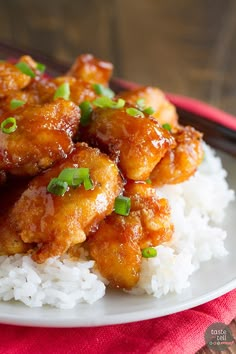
[[0, 289, 235, 354]]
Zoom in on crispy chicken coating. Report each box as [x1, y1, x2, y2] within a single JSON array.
[[0, 99, 80, 176], [88, 213, 142, 289], [124, 182, 173, 248], [10, 143, 122, 263], [88, 182, 173, 289], [150, 126, 204, 186], [82, 107, 176, 180], [53, 77, 98, 105], [0, 179, 33, 255], [117, 86, 179, 129], [0, 62, 31, 97], [67, 54, 113, 85]]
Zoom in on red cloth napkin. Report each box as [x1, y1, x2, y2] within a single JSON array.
[[0, 289, 235, 354]]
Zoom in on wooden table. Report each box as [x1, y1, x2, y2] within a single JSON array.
[[0, 0, 235, 352]]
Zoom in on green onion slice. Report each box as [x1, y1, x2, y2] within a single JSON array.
[[47, 178, 68, 196], [36, 62, 46, 73], [114, 196, 131, 216], [58, 168, 89, 187], [92, 83, 115, 99], [126, 107, 144, 118], [79, 101, 93, 126], [142, 247, 157, 258], [15, 62, 35, 78], [1, 117, 17, 134], [143, 106, 155, 115], [54, 82, 70, 100], [93, 97, 125, 109], [146, 179, 152, 185], [83, 176, 93, 191], [136, 98, 146, 110], [162, 123, 172, 131], [10, 99, 25, 110]]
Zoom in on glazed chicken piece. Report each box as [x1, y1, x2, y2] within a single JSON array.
[[88, 213, 143, 289], [117, 86, 179, 129], [82, 107, 176, 180], [0, 179, 33, 255], [0, 62, 31, 97], [10, 143, 122, 263], [150, 126, 204, 186], [124, 182, 173, 248], [67, 54, 113, 85], [0, 99, 80, 176], [88, 182, 173, 289], [53, 77, 99, 105]]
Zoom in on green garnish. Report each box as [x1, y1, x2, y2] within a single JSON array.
[[47, 178, 68, 196], [47, 168, 94, 196], [136, 98, 146, 110], [1, 117, 17, 134], [36, 62, 46, 73], [126, 107, 144, 118], [15, 62, 35, 78], [83, 176, 94, 191], [92, 84, 115, 99], [142, 247, 157, 258], [54, 82, 70, 100], [93, 97, 125, 109], [143, 107, 155, 115], [10, 99, 25, 110], [162, 123, 172, 131], [146, 179, 152, 185], [79, 101, 93, 126], [58, 168, 90, 187], [114, 196, 131, 216]]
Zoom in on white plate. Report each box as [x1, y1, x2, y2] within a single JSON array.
[[0, 151, 235, 328]]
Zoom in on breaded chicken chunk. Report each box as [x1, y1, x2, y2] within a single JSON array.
[[150, 126, 204, 186], [82, 106, 176, 180], [88, 182, 173, 289], [0, 62, 31, 97], [0, 99, 80, 176], [10, 143, 122, 263], [67, 54, 113, 85], [117, 86, 179, 129], [89, 213, 143, 289], [124, 182, 173, 248], [0, 179, 33, 255]]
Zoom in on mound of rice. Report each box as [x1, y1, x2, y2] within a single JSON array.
[[0, 144, 234, 308]]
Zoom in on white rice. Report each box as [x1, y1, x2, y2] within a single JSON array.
[[0, 144, 234, 308]]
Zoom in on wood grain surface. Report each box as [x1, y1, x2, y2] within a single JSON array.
[[0, 0, 235, 352]]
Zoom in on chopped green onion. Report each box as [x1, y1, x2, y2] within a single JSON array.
[[114, 196, 131, 216], [10, 99, 25, 110], [79, 101, 93, 126], [47, 178, 68, 196], [162, 123, 172, 131], [146, 179, 152, 185], [126, 107, 144, 118], [93, 97, 125, 109], [15, 62, 35, 78], [58, 167, 89, 187], [1, 117, 17, 134], [143, 106, 155, 115], [142, 247, 157, 258], [36, 62, 46, 73], [136, 98, 146, 110], [92, 84, 115, 99], [83, 176, 94, 190], [54, 82, 70, 100]]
